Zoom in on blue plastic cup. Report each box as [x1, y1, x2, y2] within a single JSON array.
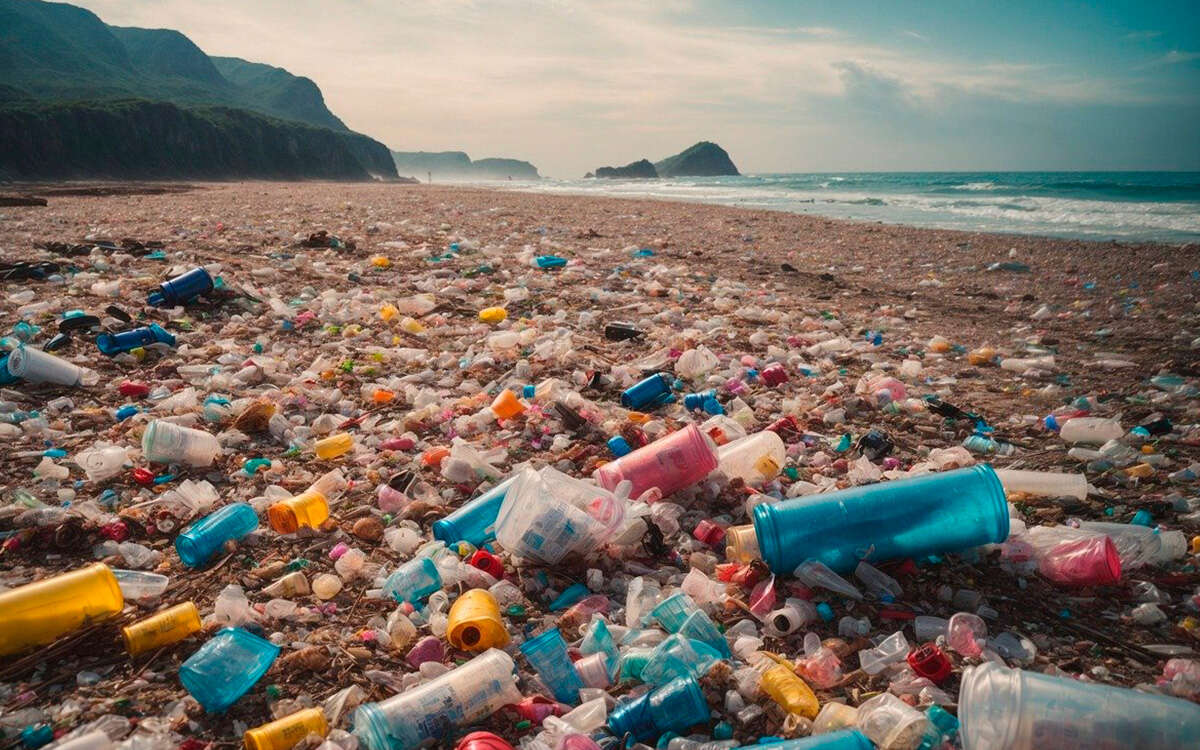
[[606, 675, 710, 741], [640, 634, 722, 686], [742, 729, 873, 750], [97, 324, 177, 356], [519, 628, 584, 704], [621, 373, 674, 409], [432, 476, 515, 547], [651, 592, 698, 633], [179, 627, 279, 712], [753, 464, 1009, 574], [679, 610, 731, 658], [175, 503, 259, 568], [383, 557, 442, 604], [148, 267, 214, 307]]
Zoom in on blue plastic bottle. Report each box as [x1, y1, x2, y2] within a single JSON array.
[[96, 324, 177, 356], [606, 675, 710, 742], [741, 729, 873, 750], [432, 476, 515, 547], [519, 628, 584, 704], [621, 373, 675, 409], [179, 627, 279, 712], [753, 465, 1009, 574], [148, 267, 214, 307], [175, 503, 259, 568]]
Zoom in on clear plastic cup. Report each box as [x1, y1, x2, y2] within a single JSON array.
[[960, 661, 1200, 750], [353, 649, 520, 750], [142, 420, 221, 467], [593, 424, 717, 499], [856, 692, 929, 750]]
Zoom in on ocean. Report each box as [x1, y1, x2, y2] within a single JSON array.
[[506, 171, 1200, 244]]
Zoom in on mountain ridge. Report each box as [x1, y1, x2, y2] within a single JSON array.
[[390, 150, 539, 180]]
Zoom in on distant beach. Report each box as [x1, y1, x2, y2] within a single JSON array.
[[498, 171, 1200, 244]]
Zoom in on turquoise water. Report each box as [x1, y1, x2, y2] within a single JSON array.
[[507, 172, 1200, 243]]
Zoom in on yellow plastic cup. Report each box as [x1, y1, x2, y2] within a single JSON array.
[[0, 563, 124, 657], [490, 389, 526, 420], [244, 708, 328, 750], [446, 589, 510, 652], [314, 433, 353, 460], [122, 601, 202, 656], [268, 489, 330, 534], [479, 307, 508, 324]]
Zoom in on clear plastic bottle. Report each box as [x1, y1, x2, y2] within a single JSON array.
[[142, 420, 221, 467], [714, 430, 786, 484], [353, 649, 521, 750]]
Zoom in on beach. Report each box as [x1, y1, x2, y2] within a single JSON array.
[[2, 181, 1199, 745]]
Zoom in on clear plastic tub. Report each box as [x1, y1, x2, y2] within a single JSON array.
[[960, 661, 1200, 749], [593, 424, 718, 500], [714, 430, 786, 484], [753, 465, 1009, 574], [496, 467, 622, 564], [1058, 417, 1124, 445], [352, 649, 520, 750]]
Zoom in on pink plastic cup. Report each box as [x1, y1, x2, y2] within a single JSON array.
[[1038, 535, 1122, 586], [593, 423, 718, 500]]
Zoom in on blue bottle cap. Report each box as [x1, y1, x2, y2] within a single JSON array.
[[607, 436, 632, 457]]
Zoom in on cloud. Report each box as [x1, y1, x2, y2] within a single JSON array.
[[1161, 50, 1200, 64], [901, 30, 928, 42], [67, 0, 1197, 175], [1124, 30, 1162, 41]]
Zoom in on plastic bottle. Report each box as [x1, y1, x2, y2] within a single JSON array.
[[0, 563, 124, 657], [735, 730, 872, 749], [148, 267, 214, 307], [959, 661, 1200, 749], [383, 557, 443, 604], [1076, 521, 1188, 568], [994, 469, 1087, 500], [50, 730, 113, 750], [175, 503, 259, 568], [6, 345, 96, 386], [491, 389, 527, 420], [142, 420, 221, 467], [751, 465, 1009, 573], [593, 424, 718, 499], [179, 627, 280, 713], [606, 675, 711, 741], [268, 489, 329, 534], [495, 467, 623, 564], [75, 445, 129, 482], [752, 652, 820, 719], [766, 598, 818, 636], [432, 475, 516, 547], [122, 601, 202, 655], [1058, 417, 1124, 445], [621, 372, 675, 409], [353, 649, 521, 750], [447, 589, 509, 652], [96, 324, 176, 356], [520, 628, 584, 703], [314, 432, 353, 460], [714, 431, 786, 484], [244, 708, 328, 750]]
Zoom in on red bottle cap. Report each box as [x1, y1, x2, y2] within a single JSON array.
[[907, 642, 952, 684], [469, 549, 504, 579], [455, 733, 514, 750]]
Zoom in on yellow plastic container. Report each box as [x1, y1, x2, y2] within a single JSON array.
[[756, 652, 819, 719], [380, 303, 399, 322], [478, 307, 508, 324], [314, 432, 353, 460], [446, 589, 510, 652], [0, 563, 124, 657], [122, 601, 202, 656], [967, 347, 995, 366], [268, 489, 330, 534], [399, 317, 425, 334], [244, 708, 328, 750], [490, 389, 526, 420]]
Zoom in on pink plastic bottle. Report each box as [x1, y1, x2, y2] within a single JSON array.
[[593, 423, 718, 499], [1038, 535, 1122, 586]]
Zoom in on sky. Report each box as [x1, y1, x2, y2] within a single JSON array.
[[74, 0, 1200, 177]]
